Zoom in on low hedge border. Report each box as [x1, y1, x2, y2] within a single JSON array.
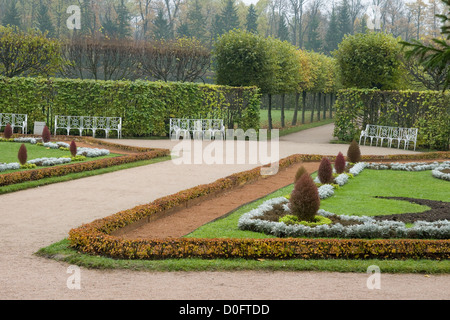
[[68, 151, 450, 260], [0, 135, 170, 186]]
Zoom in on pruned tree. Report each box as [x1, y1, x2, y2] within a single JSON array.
[[138, 37, 211, 82], [0, 26, 63, 77]]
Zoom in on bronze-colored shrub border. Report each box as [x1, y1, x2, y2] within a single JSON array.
[[0, 135, 170, 186], [68, 151, 450, 260]]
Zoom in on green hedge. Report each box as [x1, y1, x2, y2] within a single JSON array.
[[0, 77, 260, 137], [333, 89, 450, 150]]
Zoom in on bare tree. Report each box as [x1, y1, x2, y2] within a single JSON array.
[[138, 37, 210, 82], [287, 0, 307, 47]]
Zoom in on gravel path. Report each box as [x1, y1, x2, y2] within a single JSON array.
[[1, 123, 449, 300]]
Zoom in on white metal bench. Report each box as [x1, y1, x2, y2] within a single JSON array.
[[54, 115, 122, 139], [359, 124, 418, 150], [170, 119, 225, 140], [0, 113, 27, 134]]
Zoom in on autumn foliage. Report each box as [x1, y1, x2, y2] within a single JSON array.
[[70, 140, 77, 157], [3, 123, 12, 139], [294, 166, 308, 183], [18, 144, 27, 165], [42, 125, 51, 143], [289, 173, 320, 222], [347, 140, 362, 163], [318, 157, 333, 184], [334, 152, 346, 174]]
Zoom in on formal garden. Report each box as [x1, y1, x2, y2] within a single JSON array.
[[1, 1, 450, 275]]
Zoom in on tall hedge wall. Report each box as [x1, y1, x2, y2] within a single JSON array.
[[333, 89, 450, 150], [0, 77, 260, 137]]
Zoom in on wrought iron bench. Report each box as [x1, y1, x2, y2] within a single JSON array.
[[170, 118, 225, 140], [54, 115, 122, 139], [0, 113, 27, 134], [359, 124, 418, 151]]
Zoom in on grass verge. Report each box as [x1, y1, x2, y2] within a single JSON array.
[[36, 239, 450, 273], [0, 155, 171, 195], [36, 167, 450, 273]]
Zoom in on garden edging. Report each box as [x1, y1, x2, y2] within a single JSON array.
[[68, 151, 450, 260]]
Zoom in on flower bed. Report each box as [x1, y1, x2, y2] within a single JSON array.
[[239, 160, 450, 240], [432, 163, 450, 182], [0, 136, 169, 186], [68, 152, 450, 260], [238, 197, 450, 239]]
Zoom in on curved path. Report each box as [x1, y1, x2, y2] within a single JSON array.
[[1, 123, 449, 300]]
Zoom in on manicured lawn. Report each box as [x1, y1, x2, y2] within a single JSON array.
[[0, 142, 71, 163], [0, 155, 171, 195], [186, 169, 450, 239], [320, 170, 450, 217], [36, 166, 450, 273], [0, 141, 120, 173]]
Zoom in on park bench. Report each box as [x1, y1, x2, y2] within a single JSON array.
[[54, 115, 122, 139], [0, 113, 27, 134], [170, 118, 225, 140], [359, 124, 418, 151]]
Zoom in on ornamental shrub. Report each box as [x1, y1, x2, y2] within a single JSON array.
[[334, 32, 406, 90], [289, 173, 320, 222], [294, 166, 308, 183], [347, 140, 361, 163], [42, 125, 51, 143], [335, 152, 346, 174], [70, 140, 77, 157], [18, 143, 27, 165], [3, 123, 12, 139], [318, 157, 333, 184]]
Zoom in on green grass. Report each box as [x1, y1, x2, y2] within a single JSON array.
[[0, 141, 120, 174], [186, 169, 450, 239], [35, 167, 450, 273], [320, 170, 450, 217], [0, 142, 71, 163], [36, 238, 450, 273], [0, 155, 171, 195]]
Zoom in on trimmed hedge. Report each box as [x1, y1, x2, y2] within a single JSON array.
[[0, 76, 261, 137], [333, 89, 450, 150], [0, 135, 169, 186], [68, 151, 450, 260]]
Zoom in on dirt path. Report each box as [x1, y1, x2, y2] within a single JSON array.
[[115, 162, 320, 239], [0, 124, 449, 300]]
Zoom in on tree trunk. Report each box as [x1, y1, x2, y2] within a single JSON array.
[[302, 91, 307, 124], [292, 92, 300, 126], [268, 94, 273, 130], [281, 93, 285, 128], [317, 92, 321, 121]]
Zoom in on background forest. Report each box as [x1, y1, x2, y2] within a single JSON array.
[[0, 0, 445, 55]]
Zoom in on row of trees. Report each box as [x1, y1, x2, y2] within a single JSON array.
[[0, 0, 447, 55], [214, 29, 340, 129]]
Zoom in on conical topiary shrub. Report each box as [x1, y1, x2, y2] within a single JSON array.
[[289, 173, 320, 222], [42, 125, 51, 143], [70, 140, 77, 157], [334, 152, 346, 174], [347, 140, 361, 163], [318, 157, 333, 184], [18, 143, 27, 165], [3, 123, 13, 139], [294, 166, 308, 183]]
